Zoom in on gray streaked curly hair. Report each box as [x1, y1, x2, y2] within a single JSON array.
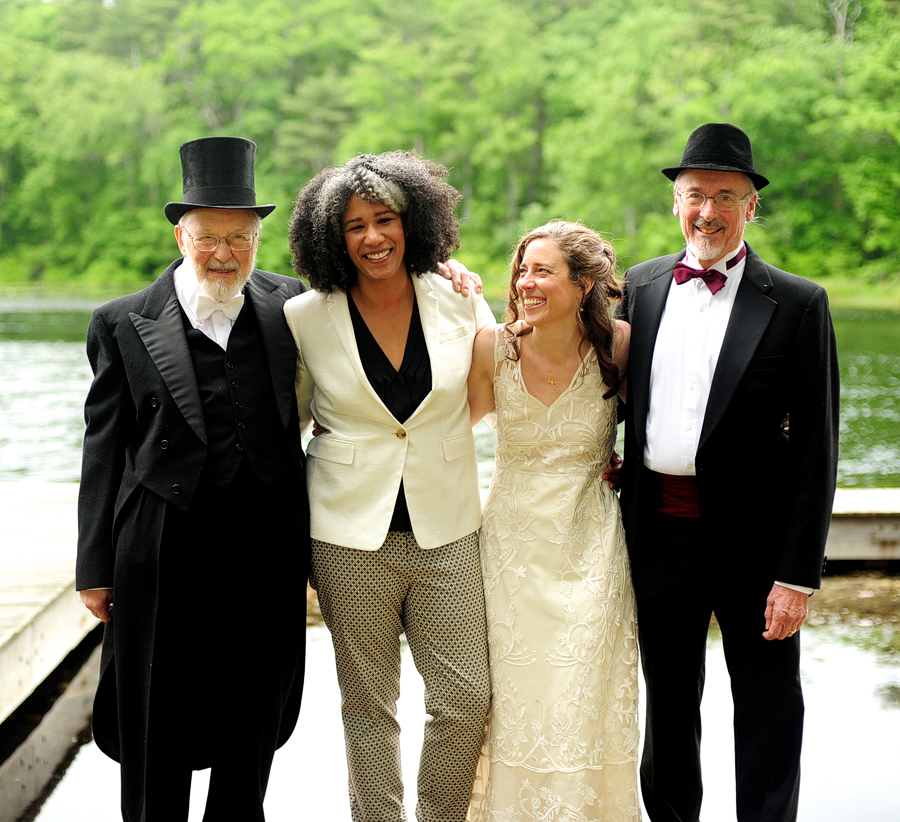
[[289, 151, 462, 292]]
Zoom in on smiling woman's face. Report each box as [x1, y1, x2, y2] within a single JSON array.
[[342, 195, 408, 285], [515, 238, 585, 330], [674, 169, 757, 268]]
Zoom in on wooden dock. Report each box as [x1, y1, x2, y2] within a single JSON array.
[[0, 483, 94, 728], [829, 488, 900, 561]]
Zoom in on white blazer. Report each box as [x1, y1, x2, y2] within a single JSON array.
[[283, 273, 494, 550]]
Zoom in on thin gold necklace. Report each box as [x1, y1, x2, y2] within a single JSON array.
[[531, 334, 581, 385]]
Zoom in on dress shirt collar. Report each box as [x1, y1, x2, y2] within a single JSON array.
[[173, 261, 247, 349]]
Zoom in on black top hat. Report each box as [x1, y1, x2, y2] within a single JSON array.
[[662, 123, 769, 190], [164, 137, 276, 225]]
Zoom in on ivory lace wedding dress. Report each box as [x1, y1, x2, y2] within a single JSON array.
[[468, 328, 640, 822]]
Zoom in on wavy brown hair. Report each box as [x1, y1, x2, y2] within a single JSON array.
[[504, 220, 623, 398], [288, 150, 462, 292]]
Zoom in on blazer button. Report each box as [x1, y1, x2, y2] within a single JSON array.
[[172, 484, 182, 495], [150, 397, 158, 408], [396, 429, 407, 439], [160, 439, 169, 449]]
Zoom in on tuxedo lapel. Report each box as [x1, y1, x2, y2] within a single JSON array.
[[699, 248, 776, 448], [246, 275, 298, 430], [627, 256, 678, 454], [129, 268, 206, 444]]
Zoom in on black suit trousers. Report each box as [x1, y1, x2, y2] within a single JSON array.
[[633, 510, 803, 822]]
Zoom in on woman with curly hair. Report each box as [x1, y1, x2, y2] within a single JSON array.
[[283, 151, 494, 821], [467, 221, 640, 821]]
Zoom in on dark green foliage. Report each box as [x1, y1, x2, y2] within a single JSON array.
[[0, 0, 897, 291]]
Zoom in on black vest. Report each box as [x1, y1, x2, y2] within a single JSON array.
[[183, 298, 292, 488]]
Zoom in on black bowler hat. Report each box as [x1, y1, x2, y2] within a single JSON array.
[[164, 136, 276, 225], [662, 123, 769, 190]]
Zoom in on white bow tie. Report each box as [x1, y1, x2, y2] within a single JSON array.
[[195, 293, 244, 321]]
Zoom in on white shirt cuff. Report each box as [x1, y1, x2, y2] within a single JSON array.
[[775, 581, 814, 595]]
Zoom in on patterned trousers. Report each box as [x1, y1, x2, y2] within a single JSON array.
[[311, 531, 490, 822]]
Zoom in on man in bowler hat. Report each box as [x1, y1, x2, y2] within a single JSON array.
[[618, 123, 839, 821], [76, 137, 309, 821]]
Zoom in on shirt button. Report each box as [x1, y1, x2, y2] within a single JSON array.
[[236, 444, 244, 451], [172, 484, 182, 495], [396, 429, 407, 439], [231, 381, 239, 389], [160, 439, 169, 449]]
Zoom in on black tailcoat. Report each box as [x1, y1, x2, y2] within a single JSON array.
[[76, 261, 309, 817]]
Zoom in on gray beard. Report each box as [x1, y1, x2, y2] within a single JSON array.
[[688, 222, 727, 262], [201, 270, 252, 301], [188, 250, 257, 301]]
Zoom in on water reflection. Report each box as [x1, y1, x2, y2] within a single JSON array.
[[1, 301, 898, 487], [0, 341, 93, 481], [29, 621, 900, 822], [833, 311, 900, 487]]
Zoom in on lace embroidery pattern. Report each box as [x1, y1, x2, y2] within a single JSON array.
[[468, 327, 640, 822]]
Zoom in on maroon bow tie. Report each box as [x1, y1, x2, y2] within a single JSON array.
[[673, 244, 747, 295]]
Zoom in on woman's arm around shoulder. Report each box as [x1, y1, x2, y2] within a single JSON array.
[[613, 319, 630, 402], [467, 323, 497, 426]]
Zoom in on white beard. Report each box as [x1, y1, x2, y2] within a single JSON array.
[[200, 269, 252, 301], [687, 221, 727, 263], [186, 251, 256, 301]]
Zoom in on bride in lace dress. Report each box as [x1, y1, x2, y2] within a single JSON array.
[[467, 221, 640, 821]]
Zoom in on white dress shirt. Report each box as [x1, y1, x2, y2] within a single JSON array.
[[644, 245, 745, 475], [174, 262, 243, 350]]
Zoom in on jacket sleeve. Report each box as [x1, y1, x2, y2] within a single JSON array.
[[76, 310, 134, 590], [777, 285, 840, 587]]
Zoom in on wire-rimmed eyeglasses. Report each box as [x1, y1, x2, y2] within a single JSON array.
[[184, 232, 258, 252]]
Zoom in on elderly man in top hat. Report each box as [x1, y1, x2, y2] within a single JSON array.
[[76, 136, 309, 822], [618, 123, 839, 822]]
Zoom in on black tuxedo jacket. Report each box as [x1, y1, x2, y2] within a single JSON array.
[[619, 244, 839, 589]]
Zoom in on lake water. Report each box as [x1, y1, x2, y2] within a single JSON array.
[[0, 296, 898, 487]]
